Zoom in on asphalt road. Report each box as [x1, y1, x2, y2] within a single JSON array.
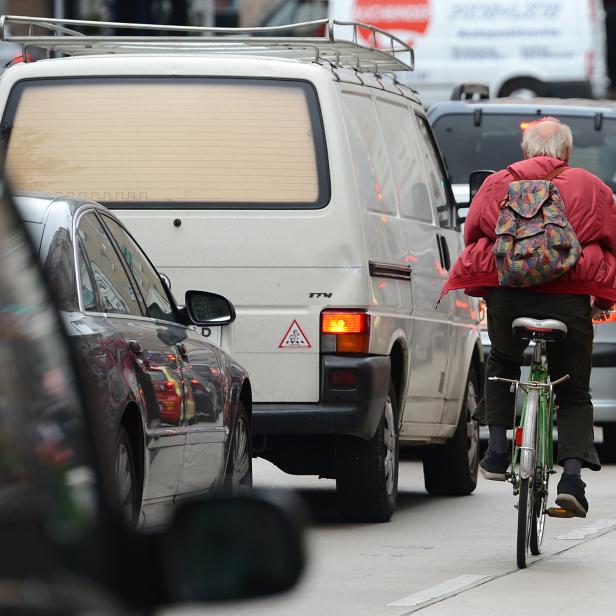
[[172, 452, 616, 616]]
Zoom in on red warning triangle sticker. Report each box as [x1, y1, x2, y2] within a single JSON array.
[[278, 320, 312, 349]]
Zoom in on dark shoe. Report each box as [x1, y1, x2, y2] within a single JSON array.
[[555, 474, 588, 518], [479, 447, 511, 481]]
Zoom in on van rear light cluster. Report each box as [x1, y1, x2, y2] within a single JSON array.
[[320, 310, 370, 353]]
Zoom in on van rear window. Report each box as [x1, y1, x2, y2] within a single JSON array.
[[3, 78, 329, 209]]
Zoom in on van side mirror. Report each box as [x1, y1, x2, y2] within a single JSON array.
[[185, 291, 236, 326], [469, 170, 495, 202], [454, 170, 494, 224]]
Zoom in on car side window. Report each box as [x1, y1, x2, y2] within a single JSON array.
[[77, 245, 99, 312], [77, 212, 143, 316], [101, 216, 176, 323], [415, 114, 454, 227]]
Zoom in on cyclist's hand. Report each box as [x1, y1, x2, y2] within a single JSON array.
[[591, 303, 610, 321]]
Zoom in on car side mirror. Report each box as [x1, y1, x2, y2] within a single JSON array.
[[185, 290, 236, 326], [160, 491, 306, 602]]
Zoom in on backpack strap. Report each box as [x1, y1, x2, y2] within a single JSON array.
[[543, 165, 568, 181]]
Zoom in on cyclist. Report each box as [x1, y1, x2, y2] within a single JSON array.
[[440, 117, 616, 517]]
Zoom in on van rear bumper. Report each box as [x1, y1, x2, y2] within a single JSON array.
[[252, 355, 391, 440]]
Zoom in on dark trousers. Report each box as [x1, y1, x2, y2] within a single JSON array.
[[483, 288, 600, 471]]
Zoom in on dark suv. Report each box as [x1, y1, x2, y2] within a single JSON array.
[[428, 96, 616, 461]]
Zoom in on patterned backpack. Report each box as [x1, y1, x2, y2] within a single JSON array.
[[492, 166, 581, 287]]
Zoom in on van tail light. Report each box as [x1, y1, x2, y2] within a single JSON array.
[[515, 427, 524, 447], [320, 310, 370, 353]]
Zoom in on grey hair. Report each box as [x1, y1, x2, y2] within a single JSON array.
[[521, 117, 573, 161]]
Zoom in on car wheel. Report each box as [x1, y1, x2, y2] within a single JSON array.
[[498, 77, 547, 98], [601, 424, 616, 464], [422, 368, 480, 496], [115, 426, 140, 526], [335, 382, 399, 523], [225, 402, 253, 490]]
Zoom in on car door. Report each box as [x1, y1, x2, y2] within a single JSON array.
[[100, 215, 226, 497], [77, 210, 185, 513]]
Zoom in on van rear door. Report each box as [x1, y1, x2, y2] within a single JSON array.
[[3, 75, 344, 404]]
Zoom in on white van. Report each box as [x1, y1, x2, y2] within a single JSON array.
[[330, 0, 609, 106], [0, 16, 482, 522]]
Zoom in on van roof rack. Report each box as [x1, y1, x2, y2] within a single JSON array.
[[0, 14, 414, 74]]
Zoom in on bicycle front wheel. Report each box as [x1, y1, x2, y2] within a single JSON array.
[[516, 389, 539, 569], [517, 476, 534, 568]]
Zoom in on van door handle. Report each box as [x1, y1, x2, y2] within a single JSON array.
[[437, 235, 451, 271]]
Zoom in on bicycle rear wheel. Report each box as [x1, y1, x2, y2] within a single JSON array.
[[516, 390, 539, 569]]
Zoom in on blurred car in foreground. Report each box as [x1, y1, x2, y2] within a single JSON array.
[[429, 95, 616, 460], [0, 179, 305, 612], [16, 193, 254, 527]]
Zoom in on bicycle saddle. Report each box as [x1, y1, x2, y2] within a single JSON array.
[[511, 317, 568, 342]]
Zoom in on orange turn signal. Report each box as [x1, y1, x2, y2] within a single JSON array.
[[321, 311, 369, 335], [321, 311, 370, 353]]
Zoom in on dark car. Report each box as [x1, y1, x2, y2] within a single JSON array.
[[0, 179, 305, 613], [16, 193, 253, 527], [428, 94, 616, 461]]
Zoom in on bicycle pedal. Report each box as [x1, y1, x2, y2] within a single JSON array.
[[547, 507, 575, 519]]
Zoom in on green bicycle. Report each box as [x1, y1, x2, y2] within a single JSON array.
[[489, 316, 570, 569]]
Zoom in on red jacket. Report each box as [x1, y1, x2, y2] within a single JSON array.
[[440, 156, 616, 309]]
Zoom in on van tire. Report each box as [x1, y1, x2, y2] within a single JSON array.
[[498, 78, 547, 98], [335, 382, 399, 523], [601, 424, 616, 464], [422, 368, 480, 496]]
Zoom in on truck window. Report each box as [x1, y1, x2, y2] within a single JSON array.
[[3, 77, 330, 210]]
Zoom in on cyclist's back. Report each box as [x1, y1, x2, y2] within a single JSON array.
[[441, 117, 616, 517]]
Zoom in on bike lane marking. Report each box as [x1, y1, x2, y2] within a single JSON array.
[[555, 517, 616, 541], [387, 574, 492, 610], [389, 519, 616, 614]]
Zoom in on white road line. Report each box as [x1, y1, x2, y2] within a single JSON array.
[[555, 518, 616, 541], [387, 574, 492, 610]]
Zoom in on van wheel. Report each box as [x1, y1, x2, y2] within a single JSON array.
[[601, 424, 616, 464], [335, 382, 399, 523], [225, 402, 253, 490], [498, 78, 547, 98], [115, 426, 140, 526], [422, 368, 480, 496]]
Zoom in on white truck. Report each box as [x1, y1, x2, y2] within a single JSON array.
[[330, 0, 609, 106]]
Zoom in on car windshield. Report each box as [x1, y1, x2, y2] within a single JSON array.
[[432, 112, 616, 192]]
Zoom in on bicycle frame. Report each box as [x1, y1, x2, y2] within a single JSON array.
[[510, 340, 555, 494]]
